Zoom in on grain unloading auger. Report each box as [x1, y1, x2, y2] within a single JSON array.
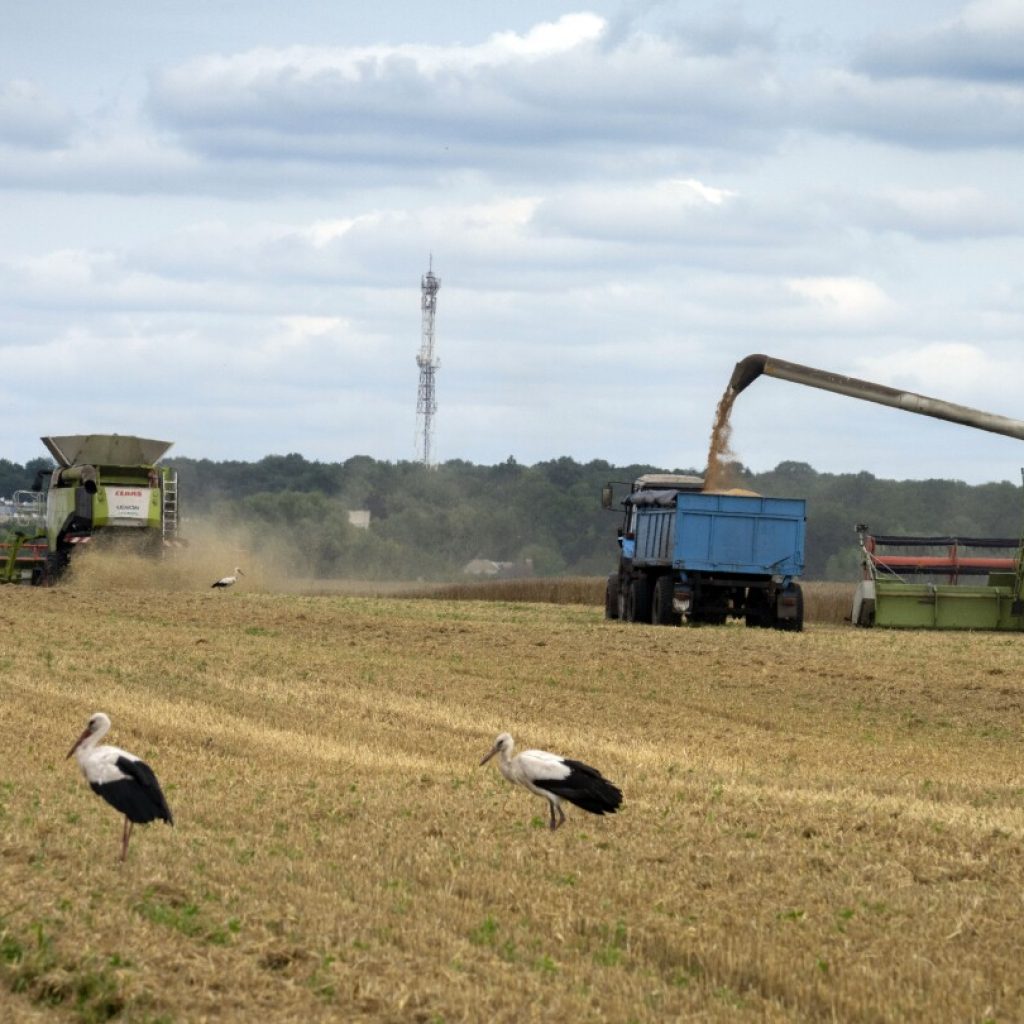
[[728, 353, 1024, 629], [729, 354, 1024, 442]]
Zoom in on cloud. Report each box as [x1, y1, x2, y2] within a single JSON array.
[[146, 13, 786, 172], [796, 1, 1024, 150], [854, 185, 1024, 240], [805, 69, 1024, 150], [0, 79, 75, 149], [533, 177, 738, 241], [786, 276, 893, 322], [857, 0, 1024, 83]]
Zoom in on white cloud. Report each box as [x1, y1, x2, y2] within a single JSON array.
[[786, 276, 893, 321], [146, 13, 785, 170]]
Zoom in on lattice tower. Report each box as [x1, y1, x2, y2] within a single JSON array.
[[415, 258, 441, 466]]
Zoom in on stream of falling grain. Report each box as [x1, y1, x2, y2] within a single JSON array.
[[704, 386, 738, 491]]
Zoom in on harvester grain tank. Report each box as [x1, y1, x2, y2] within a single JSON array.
[[603, 474, 807, 630], [727, 354, 1024, 629], [0, 434, 179, 584]]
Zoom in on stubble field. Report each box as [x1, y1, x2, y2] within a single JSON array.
[[2, 562, 1024, 1022]]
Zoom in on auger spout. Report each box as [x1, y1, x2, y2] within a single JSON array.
[[727, 353, 1024, 442]]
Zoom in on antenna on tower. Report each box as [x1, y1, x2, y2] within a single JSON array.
[[415, 255, 441, 466]]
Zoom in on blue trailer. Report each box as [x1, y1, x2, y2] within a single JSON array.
[[602, 475, 807, 630]]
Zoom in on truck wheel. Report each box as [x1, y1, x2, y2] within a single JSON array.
[[745, 589, 772, 628], [630, 576, 652, 624], [605, 574, 620, 620], [652, 575, 679, 626], [775, 583, 804, 632]]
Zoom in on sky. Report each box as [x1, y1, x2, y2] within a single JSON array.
[[2, 0, 1024, 484]]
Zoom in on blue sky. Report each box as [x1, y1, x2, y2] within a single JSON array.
[[2, 1, 1023, 483]]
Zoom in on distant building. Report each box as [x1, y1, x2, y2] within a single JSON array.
[[462, 557, 534, 579], [348, 510, 371, 530]]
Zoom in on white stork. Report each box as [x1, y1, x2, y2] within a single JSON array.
[[211, 567, 244, 589], [67, 712, 174, 861], [480, 732, 622, 830]]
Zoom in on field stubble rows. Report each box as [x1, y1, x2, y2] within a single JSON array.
[[2, 565, 1024, 1022]]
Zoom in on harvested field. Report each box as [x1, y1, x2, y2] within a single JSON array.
[[293, 578, 858, 627], [2, 570, 1023, 1022]]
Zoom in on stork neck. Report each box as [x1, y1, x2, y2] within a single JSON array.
[[77, 733, 101, 759], [497, 746, 515, 780], [79, 718, 111, 757]]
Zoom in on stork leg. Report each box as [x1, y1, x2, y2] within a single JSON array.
[[548, 799, 566, 831], [121, 818, 133, 862]]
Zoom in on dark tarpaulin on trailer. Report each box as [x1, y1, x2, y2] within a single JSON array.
[[624, 490, 681, 508]]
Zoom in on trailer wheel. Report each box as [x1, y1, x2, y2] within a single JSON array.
[[652, 575, 680, 626], [628, 576, 652, 624], [775, 583, 804, 632], [605, 574, 620, 620], [745, 589, 772, 628]]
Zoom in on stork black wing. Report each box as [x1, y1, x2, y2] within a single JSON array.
[[533, 759, 623, 816], [92, 757, 174, 825]]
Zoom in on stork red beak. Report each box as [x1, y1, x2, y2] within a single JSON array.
[[66, 728, 91, 759], [480, 744, 499, 766]]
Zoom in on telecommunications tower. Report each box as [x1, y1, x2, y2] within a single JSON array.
[[415, 257, 441, 466]]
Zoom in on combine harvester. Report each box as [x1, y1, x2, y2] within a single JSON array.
[[0, 434, 179, 585], [728, 354, 1024, 630]]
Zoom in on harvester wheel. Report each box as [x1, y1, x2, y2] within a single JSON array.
[[45, 551, 69, 583]]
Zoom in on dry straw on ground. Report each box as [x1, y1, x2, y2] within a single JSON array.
[[2, 570, 1022, 1022]]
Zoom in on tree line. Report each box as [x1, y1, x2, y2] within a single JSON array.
[[4, 452, 1022, 581]]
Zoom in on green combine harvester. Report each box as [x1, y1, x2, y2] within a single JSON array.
[[728, 354, 1024, 630], [0, 434, 179, 584]]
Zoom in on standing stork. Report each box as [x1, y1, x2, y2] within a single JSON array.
[[480, 732, 622, 830], [67, 712, 174, 861], [211, 567, 244, 589]]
